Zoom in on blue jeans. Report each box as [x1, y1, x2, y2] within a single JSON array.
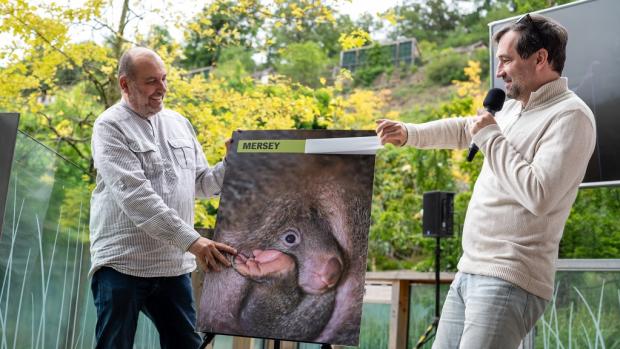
[[432, 272, 548, 349], [91, 267, 202, 349]]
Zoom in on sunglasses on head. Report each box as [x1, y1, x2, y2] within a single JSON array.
[[516, 13, 533, 24], [516, 13, 545, 47], [516, 13, 542, 34]]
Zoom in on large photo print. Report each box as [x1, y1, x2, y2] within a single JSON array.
[[197, 130, 375, 346]]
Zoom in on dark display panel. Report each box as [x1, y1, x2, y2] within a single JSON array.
[[0, 113, 20, 237], [489, 0, 620, 186]]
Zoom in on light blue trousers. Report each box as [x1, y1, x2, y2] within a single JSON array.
[[432, 272, 549, 349]]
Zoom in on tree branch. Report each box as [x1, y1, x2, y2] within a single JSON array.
[[9, 12, 110, 107], [37, 111, 89, 163]]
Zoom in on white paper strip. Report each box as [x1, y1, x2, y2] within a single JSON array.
[[305, 136, 383, 155]]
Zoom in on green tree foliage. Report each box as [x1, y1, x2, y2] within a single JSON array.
[[274, 41, 329, 87], [389, 0, 460, 44], [181, 0, 263, 69], [0, 0, 117, 172], [513, 0, 575, 12], [440, 3, 514, 48], [388, 0, 574, 50], [561, 187, 620, 258], [211, 46, 256, 89], [266, 0, 347, 62], [424, 49, 469, 86], [140, 25, 176, 54], [353, 44, 394, 87], [370, 144, 463, 271], [368, 60, 487, 271], [181, 0, 349, 71], [2, 0, 617, 274]]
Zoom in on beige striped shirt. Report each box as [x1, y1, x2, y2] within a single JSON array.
[[89, 99, 225, 277]]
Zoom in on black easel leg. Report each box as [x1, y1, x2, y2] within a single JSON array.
[[199, 333, 216, 349], [435, 236, 441, 318]]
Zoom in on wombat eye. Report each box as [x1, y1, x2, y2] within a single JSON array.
[[281, 229, 300, 246]]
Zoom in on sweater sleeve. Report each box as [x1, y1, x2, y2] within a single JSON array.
[[404, 117, 473, 149], [473, 109, 595, 216]]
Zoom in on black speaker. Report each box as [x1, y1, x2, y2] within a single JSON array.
[[422, 191, 454, 238]]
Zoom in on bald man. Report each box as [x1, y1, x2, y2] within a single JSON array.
[[89, 47, 236, 348]]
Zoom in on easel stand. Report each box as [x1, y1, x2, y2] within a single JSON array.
[[199, 332, 216, 349], [273, 339, 333, 349], [201, 335, 333, 349], [415, 236, 442, 348]]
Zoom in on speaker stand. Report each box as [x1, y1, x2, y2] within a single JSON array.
[[415, 236, 441, 348]]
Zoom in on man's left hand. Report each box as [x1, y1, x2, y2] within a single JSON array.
[[225, 137, 232, 157], [224, 129, 242, 159], [188, 237, 237, 272], [469, 110, 497, 136]]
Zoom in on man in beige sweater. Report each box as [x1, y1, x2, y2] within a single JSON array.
[[376, 14, 596, 348]]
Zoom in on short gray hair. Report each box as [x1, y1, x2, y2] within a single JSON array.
[[118, 49, 136, 79], [118, 47, 160, 79]]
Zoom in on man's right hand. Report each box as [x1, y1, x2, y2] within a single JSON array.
[[376, 119, 408, 146], [188, 237, 237, 272]]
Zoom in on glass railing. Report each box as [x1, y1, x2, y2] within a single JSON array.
[[249, 267, 620, 349], [2, 126, 618, 349], [533, 268, 620, 348], [0, 131, 158, 349], [251, 302, 392, 349]]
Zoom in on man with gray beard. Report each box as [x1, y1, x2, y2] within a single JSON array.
[[89, 47, 236, 349]]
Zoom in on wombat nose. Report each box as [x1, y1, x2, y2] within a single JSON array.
[[320, 257, 342, 287], [300, 256, 344, 294]]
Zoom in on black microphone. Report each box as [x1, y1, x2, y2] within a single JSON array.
[[466, 88, 506, 162]]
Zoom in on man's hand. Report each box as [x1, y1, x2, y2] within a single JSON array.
[[188, 237, 237, 272], [469, 110, 497, 136], [376, 119, 408, 146], [224, 129, 242, 158], [224, 137, 232, 158]]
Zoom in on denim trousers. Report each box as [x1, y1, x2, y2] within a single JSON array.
[[91, 267, 202, 349], [432, 272, 549, 349]]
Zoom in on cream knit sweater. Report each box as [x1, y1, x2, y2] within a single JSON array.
[[404, 78, 596, 300]]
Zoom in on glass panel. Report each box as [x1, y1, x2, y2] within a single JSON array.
[[399, 41, 413, 61], [342, 51, 357, 68], [0, 132, 159, 348], [534, 271, 620, 347], [356, 303, 391, 348], [389, 44, 397, 64], [212, 335, 233, 348], [275, 302, 391, 349], [164, 271, 620, 348], [408, 283, 449, 348], [358, 49, 368, 66]]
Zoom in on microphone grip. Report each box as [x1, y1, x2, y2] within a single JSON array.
[[466, 107, 498, 162], [466, 143, 479, 162]]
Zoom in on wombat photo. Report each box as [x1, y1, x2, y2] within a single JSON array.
[[197, 130, 375, 346]]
